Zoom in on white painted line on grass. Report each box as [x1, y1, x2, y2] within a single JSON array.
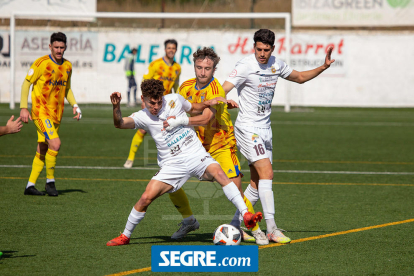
[[1, 165, 413, 175]]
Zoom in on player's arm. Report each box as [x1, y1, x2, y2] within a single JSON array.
[[65, 75, 82, 121], [0, 115, 23, 136], [286, 46, 335, 84], [110, 92, 135, 129], [188, 107, 216, 126], [20, 79, 32, 123], [187, 97, 227, 115]]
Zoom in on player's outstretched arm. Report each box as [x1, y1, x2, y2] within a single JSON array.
[[110, 92, 135, 129], [188, 96, 227, 114], [0, 115, 23, 136], [286, 46, 335, 84]]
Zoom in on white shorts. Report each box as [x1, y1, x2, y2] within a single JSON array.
[[152, 149, 219, 193], [234, 124, 273, 165]]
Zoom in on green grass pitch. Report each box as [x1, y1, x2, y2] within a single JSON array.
[[0, 104, 413, 275]]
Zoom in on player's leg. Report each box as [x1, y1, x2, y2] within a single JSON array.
[[201, 162, 262, 229], [252, 146, 290, 244], [107, 179, 173, 246], [131, 78, 137, 105], [168, 188, 198, 240], [40, 120, 61, 197], [24, 140, 48, 195], [124, 129, 146, 168]]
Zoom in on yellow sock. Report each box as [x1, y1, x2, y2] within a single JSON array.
[[127, 130, 145, 161], [45, 149, 58, 179], [244, 196, 260, 231], [169, 188, 193, 219], [28, 152, 45, 184]]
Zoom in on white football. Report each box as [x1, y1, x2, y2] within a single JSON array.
[[213, 224, 241, 245]]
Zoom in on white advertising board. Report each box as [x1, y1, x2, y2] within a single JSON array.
[[0, 29, 413, 107], [293, 0, 414, 26]]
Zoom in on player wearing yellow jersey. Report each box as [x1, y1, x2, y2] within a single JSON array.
[[124, 39, 181, 168], [164, 48, 268, 245], [20, 32, 82, 196]]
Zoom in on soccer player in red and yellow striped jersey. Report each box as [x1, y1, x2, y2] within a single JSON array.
[[124, 39, 181, 168], [165, 48, 263, 243], [20, 32, 81, 196]]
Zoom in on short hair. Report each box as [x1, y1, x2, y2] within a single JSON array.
[[131, 48, 137, 53], [164, 39, 178, 48], [253, 29, 275, 46], [192, 47, 220, 68], [141, 79, 165, 99], [50, 32, 67, 45]]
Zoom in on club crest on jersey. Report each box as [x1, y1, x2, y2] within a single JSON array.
[[168, 100, 176, 109], [271, 66, 276, 73], [252, 133, 259, 143]]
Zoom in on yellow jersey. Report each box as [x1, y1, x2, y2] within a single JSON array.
[[25, 55, 72, 124], [143, 57, 181, 95], [179, 77, 236, 153]]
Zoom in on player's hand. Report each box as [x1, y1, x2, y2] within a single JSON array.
[[110, 92, 122, 105], [324, 46, 335, 69], [165, 116, 189, 131], [227, 100, 239, 109], [6, 115, 23, 134], [73, 104, 82, 121], [163, 116, 176, 129], [20, 108, 32, 123], [206, 97, 227, 106]]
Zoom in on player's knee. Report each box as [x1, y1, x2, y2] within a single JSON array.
[[138, 193, 153, 207], [48, 140, 61, 151], [214, 169, 230, 185]]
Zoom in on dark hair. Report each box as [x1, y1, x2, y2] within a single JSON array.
[[131, 48, 137, 53], [253, 29, 275, 46], [192, 47, 220, 68], [50, 32, 67, 45], [141, 79, 165, 99], [164, 39, 178, 48]]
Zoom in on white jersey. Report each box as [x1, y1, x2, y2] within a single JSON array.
[[129, 94, 204, 166], [226, 54, 293, 128]]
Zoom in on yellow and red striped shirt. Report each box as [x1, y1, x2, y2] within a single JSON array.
[[179, 77, 236, 153]]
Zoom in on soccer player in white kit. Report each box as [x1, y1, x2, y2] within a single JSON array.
[[107, 79, 263, 246], [222, 29, 335, 243]]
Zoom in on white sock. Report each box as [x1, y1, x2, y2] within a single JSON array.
[[258, 179, 277, 230], [183, 215, 195, 224], [223, 182, 248, 217], [123, 207, 146, 238], [46, 178, 55, 183], [231, 184, 261, 227], [26, 182, 35, 189], [244, 184, 259, 206]]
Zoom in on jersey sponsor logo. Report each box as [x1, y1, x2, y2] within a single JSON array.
[[258, 92, 274, 98], [258, 100, 271, 105], [48, 80, 67, 86], [229, 69, 237, 77], [167, 129, 190, 147], [159, 76, 175, 82], [28, 68, 34, 76], [259, 76, 276, 82]]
